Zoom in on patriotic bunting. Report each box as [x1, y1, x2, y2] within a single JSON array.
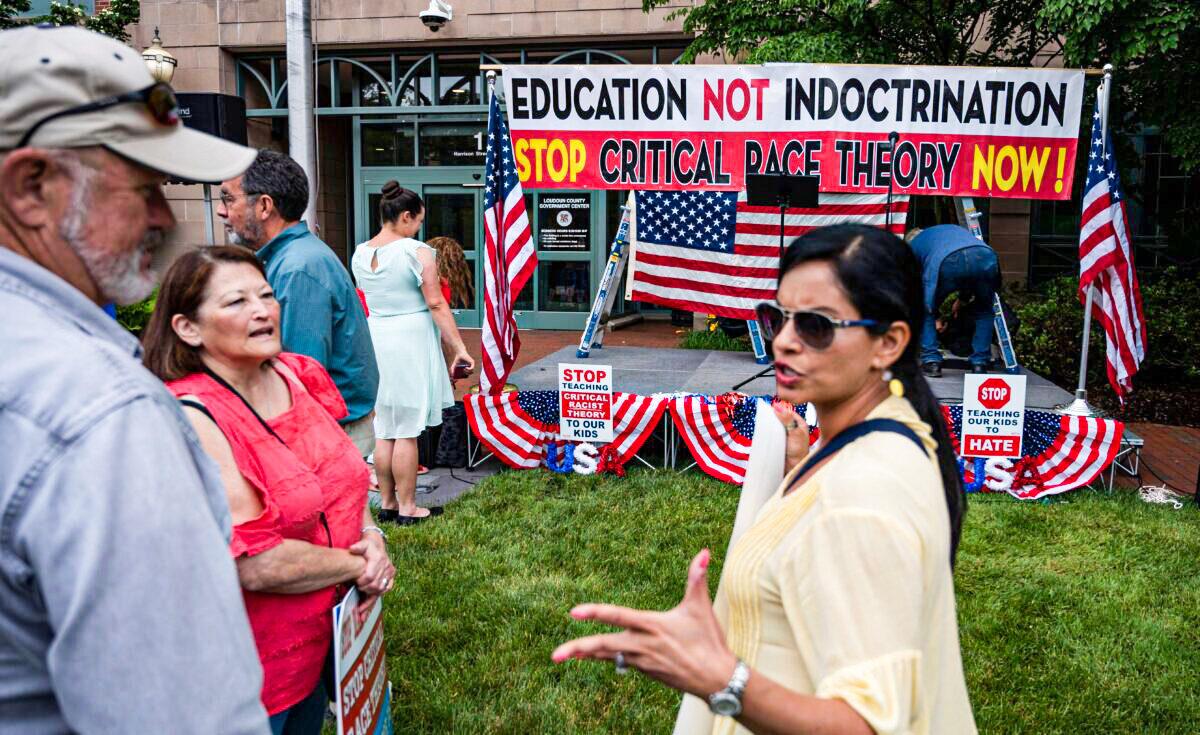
[[464, 391, 667, 470], [464, 391, 1124, 498], [942, 405, 1124, 499]]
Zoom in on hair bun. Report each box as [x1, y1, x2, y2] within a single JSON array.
[[381, 180, 402, 199]]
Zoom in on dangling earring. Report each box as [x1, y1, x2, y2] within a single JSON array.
[[882, 369, 905, 398]]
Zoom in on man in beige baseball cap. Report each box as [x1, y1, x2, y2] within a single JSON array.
[[0, 25, 270, 734]]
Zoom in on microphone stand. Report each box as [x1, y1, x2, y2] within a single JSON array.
[[884, 131, 899, 231]]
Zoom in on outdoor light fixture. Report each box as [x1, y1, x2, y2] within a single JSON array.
[[142, 27, 178, 85], [419, 0, 453, 31]]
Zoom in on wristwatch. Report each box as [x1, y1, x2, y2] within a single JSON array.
[[708, 660, 750, 717]]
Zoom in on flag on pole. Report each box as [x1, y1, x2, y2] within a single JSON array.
[[1079, 93, 1146, 400], [480, 89, 536, 393], [628, 191, 908, 320]]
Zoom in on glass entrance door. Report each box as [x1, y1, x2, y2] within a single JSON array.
[[358, 169, 485, 328], [358, 168, 628, 331]]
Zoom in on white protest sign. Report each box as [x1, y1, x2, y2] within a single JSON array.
[[558, 363, 613, 443], [961, 374, 1027, 458], [333, 588, 393, 735]]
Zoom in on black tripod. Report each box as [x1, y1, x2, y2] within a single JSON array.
[[731, 173, 820, 392]]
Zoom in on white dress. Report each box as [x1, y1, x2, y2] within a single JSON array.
[[351, 238, 454, 439]]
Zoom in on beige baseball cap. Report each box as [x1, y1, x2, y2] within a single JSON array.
[[0, 24, 255, 183]]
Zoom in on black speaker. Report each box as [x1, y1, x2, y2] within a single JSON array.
[[176, 93, 248, 145]]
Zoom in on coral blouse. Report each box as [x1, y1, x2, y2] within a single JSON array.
[[169, 353, 370, 715]]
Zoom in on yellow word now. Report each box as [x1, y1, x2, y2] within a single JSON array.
[[972, 144, 1067, 194]]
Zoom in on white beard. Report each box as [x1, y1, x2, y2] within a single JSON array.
[[57, 168, 162, 305]]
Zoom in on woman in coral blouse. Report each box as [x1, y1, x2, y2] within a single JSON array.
[[554, 225, 975, 735], [142, 246, 396, 735]]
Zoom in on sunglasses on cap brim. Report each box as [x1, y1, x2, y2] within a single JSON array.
[[755, 301, 883, 351], [17, 82, 179, 149]]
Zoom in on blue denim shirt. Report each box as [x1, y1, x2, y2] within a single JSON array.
[[0, 248, 269, 734], [908, 224, 994, 312], [257, 222, 379, 423]]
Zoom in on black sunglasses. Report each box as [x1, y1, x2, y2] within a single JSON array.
[[17, 83, 179, 149], [755, 301, 882, 351]]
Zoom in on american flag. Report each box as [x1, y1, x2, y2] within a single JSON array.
[[1079, 89, 1147, 400], [942, 405, 1124, 499], [672, 396, 817, 485], [480, 92, 536, 394], [463, 390, 668, 469], [629, 191, 909, 319]]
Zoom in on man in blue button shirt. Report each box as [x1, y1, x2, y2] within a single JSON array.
[[907, 224, 1001, 377], [0, 25, 268, 733], [218, 150, 380, 457]]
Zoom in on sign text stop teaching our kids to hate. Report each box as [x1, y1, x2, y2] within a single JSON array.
[[501, 64, 1086, 200]]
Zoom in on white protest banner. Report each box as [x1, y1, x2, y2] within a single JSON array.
[[961, 374, 1027, 458], [333, 588, 393, 735], [558, 363, 614, 443], [501, 64, 1084, 199]]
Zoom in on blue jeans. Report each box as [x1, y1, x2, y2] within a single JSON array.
[[268, 677, 328, 735], [920, 247, 999, 366]]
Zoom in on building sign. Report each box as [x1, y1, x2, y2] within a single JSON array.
[[558, 363, 614, 443], [501, 64, 1084, 199], [538, 194, 591, 251], [334, 589, 393, 735], [961, 374, 1027, 458]]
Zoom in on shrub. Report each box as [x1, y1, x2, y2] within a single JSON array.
[[114, 291, 157, 337], [1010, 268, 1200, 422]]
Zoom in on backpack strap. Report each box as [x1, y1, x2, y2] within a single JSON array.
[[784, 418, 926, 495]]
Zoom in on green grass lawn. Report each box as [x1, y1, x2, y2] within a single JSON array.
[[377, 470, 1200, 734]]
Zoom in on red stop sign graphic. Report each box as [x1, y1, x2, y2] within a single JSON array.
[[977, 378, 1011, 409]]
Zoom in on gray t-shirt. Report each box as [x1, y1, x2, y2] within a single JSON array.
[[0, 249, 269, 734]]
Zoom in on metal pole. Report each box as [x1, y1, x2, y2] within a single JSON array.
[[1058, 63, 1113, 417], [202, 183, 216, 246], [285, 0, 318, 228]]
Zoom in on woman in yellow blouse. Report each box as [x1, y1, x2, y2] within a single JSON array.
[[553, 224, 975, 734]]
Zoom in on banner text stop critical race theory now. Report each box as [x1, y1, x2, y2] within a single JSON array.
[[501, 64, 1085, 199]]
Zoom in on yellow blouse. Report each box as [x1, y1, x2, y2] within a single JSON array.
[[674, 396, 976, 735]]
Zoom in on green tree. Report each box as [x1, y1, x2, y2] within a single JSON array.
[[0, 0, 138, 43], [649, 0, 1199, 171]]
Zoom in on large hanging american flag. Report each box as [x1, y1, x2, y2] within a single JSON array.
[[628, 191, 909, 319], [942, 405, 1124, 499], [464, 390, 668, 469], [1079, 90, 1147, 400], [480, 91, 536, 394]]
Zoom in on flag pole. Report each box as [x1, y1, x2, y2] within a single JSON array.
[[1058, 63, 1112, 417]]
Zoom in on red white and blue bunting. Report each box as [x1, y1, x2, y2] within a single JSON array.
[[464, 391, 1125, 499]]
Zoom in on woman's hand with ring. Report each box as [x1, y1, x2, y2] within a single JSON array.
[[350, 532, 394, 596], [551, 549, 738, 699], [772, 401, 810, 471]]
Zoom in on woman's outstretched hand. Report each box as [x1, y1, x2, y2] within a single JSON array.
[[773, 400, 810, 474], [551, 549, 738, 700]]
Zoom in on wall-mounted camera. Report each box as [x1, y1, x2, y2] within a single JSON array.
[[419, 0, 453, 31]]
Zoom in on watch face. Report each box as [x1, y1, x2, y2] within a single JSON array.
[[710, 692, 742, 717]]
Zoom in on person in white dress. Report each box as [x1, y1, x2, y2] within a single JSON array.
[[352, 182, 474, 525]]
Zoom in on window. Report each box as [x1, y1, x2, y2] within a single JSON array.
[[361, 124, 415, 167]]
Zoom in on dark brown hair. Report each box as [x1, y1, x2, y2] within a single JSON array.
[[781, 224, 966, 566], [379, 180, 423, 225], [142, 245, 267, 382]]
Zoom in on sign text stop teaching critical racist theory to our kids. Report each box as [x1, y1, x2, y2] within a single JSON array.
[[961, 374, 1028, 458], [558, 363, 614, 444], [501, 64, 1085, 200]]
